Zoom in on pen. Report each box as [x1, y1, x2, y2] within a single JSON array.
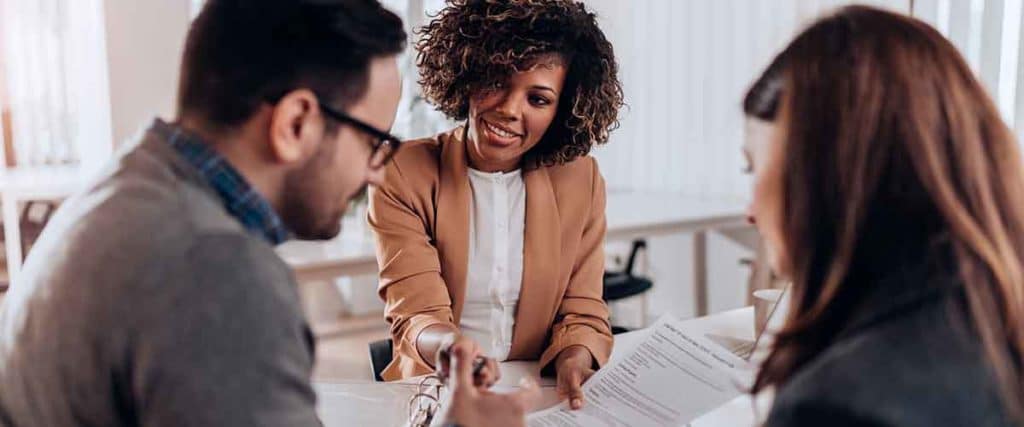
[[437, 346, 488, 382]]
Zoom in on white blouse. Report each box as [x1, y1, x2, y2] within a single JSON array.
[[459, 167, 526, 361]]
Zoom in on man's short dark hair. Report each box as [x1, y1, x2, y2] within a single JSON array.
[[178, 0, 406, 130]]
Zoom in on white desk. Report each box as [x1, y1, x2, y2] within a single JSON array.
[[280, 192, 748, 316], [0, 165, 91, 284], [314, 306, 760, 426]]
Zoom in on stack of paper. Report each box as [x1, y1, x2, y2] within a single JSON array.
[[527, 315, 755, 427]]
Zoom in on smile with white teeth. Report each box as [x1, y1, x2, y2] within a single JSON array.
[[484, 120, 521, 139]]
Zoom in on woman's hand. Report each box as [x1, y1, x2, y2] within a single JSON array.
[[554, 345, 596, 410], [435, 334, 501, 388]]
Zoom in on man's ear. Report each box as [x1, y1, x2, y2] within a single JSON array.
[[267, 89, 323, 165]]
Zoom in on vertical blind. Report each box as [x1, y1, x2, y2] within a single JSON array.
[[22, 0, 1018, 181], [585, 0, 1024, 197], [913, 0, 1024, 133], [585, 0, 910, 197], [0, 0, 112, 169]]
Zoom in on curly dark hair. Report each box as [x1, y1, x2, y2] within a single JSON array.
[[415, 0, 624, 166]]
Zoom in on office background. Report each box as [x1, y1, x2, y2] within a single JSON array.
[[1, 0, 1022, 333]]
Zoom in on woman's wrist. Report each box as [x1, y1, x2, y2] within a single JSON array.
[[416, 324, 461, 368]]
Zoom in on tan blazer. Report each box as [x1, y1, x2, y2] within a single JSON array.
[[368, 127, 613, 380]]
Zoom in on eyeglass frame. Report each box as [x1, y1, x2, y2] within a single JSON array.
[[317, 101, 402, 169], [261, 91, 402, 169]]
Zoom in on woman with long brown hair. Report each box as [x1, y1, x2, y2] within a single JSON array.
[[743, 6, 1024, 425]]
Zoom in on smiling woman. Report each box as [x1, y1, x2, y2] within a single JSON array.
[[367, 0, 623, 411], [464, 53, 567, 173], [415, 0, 623, 167]]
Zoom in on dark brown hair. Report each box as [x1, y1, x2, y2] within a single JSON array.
[[415, 0, 623, 166], [746, 6, 1024, 419], [179, 0, 405, 129]]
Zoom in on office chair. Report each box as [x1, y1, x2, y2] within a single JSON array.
[[368, 338, 393, 382], [602, 239, 653, 334]]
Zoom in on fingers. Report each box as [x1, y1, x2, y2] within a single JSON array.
[[450, 377, 536, 427], [449, 344, 477, 394], [475, 356, 501, 388], [570, 369, 596, 410], [580, 368, 596, 385], [513, 377, 541, 412], [558, 368, 586, 410], [489, 377, 540, 421], [567, 374, 585, 410], [444, 336, 501, 389], [439, 336, 479, 380], [434, 333, 459, 379], [437, 350, 452, 380], [449, 336, 481, 361]]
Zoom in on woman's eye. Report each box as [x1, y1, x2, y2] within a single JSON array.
[[529, 95, 551, 106]]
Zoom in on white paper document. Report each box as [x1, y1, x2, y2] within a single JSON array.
[[527, 315, 754, 427]]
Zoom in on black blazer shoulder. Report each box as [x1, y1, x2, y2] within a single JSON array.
[[767, 274, 1014, 427]]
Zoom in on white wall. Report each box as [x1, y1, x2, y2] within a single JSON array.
[[1, 0, 114, 168], [912, 0, 1024, 133], [0, 2, 8, 167], [583, 0, 1024, 322], [103, 0, 190, 148], [585, 0, 909, 197], [583, 0, 910, 322], [72, 0, 115, 171], [90, 0, 1024, 324]]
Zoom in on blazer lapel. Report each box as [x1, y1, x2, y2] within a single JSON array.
[[435, 128, 471, 323], [509, 166, 561, 359]]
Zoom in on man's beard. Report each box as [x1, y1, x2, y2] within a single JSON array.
[[279, 140, 345, 241]]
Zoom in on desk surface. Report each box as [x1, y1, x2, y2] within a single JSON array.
[[314, 306, 759, 427], [280, 192, 748, 282]]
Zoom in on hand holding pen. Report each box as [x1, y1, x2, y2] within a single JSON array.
[[435, 335, 501, 388], [436, 338, 539, 427]]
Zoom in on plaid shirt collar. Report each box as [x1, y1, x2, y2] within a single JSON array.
[[153, 119, 290, 245]]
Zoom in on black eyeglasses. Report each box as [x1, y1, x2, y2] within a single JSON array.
[[317, 102, 402, 169]]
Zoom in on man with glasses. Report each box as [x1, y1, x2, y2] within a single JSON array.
[[315, 100, 402, 170], [0, 1, 534, 426]]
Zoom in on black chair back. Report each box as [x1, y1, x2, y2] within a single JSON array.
[[603, 239, 653, 301], [603, 239, 654, 333], [368, 338, 393, 382]]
